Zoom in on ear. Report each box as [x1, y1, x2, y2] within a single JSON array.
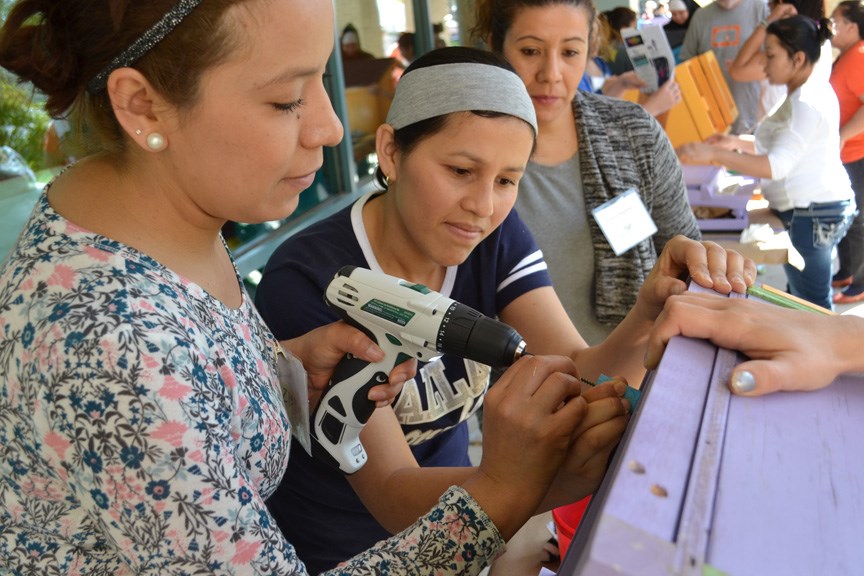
[[107, 67, 174, 152], [792, 50, 807, 68], [375, 123, 400, 182]]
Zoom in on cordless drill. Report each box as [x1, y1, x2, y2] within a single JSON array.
[[310, 265, 528, 474]]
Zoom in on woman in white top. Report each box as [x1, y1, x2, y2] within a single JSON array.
[[678, 15, 856, 310]]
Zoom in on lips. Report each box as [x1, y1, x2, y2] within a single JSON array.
[[532, 95, 560, 104], [285, 166, 321, 189], [446, 222, 484, 241]]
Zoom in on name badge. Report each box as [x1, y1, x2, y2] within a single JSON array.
[[591, 189, 657, 256], [274, 342, 312, 455]]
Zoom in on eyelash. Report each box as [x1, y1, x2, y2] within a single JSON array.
[[273, 98, 305, 113], [451, 167, 517, 187]]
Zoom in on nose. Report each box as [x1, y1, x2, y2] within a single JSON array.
[[463, 180, 495, 218], [538, 52, 563, 84], [302, 84, 344, 149]]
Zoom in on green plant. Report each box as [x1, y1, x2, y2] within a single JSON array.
[[0, 79, 50, 172]]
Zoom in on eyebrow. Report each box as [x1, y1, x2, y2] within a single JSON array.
[[450, 150, 527, 174], [515, 34, 587, 44], [255, 66, 322, 90]]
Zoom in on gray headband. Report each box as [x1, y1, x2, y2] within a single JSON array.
[[385, 62, 538, 135], [86, 0, 204, 94]]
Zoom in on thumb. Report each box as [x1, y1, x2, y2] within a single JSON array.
[[727, 360, 785, 396]]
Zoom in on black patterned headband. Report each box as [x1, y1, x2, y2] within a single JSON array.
[[86, 0, 204, 95]]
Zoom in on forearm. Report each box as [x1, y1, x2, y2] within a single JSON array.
[[573, 308, 654, 387], [364, 462, 590, 536], [460, 468, 546, 541], [359, 466, 477, 534], [729, 26, 766, 82], [713, 149, 772, 178]]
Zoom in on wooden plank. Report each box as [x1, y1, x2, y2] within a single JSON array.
[[563, 282, 864, 575], [708, 373, 864, 575], [676, 60, 717, 142], [687, 58, 726, 134], [697, 51, 738, 126], [675, 346, 737, 575], [562, 335, 718, 576]]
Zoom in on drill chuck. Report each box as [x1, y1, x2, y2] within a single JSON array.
[[436, 302, 527, 367]]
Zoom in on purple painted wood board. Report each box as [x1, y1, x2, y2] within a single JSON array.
[[708, 371, 864, 575], [560, 284, 864, 576]]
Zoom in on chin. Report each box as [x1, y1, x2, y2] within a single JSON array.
[[244, 198, 301, 225]]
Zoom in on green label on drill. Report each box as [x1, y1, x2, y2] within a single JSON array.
[[398, 280, 431, 294], [363, 299, 415, 326]]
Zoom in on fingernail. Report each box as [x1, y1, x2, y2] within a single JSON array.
[[731, 370, 756, 393]]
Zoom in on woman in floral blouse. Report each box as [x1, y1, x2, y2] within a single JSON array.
[[0, 0, 619, 574]]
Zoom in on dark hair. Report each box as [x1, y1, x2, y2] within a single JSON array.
[[341, 23, 360, 41], [397, 32, 415, 53], [0, 0, 245, 157], [766, 14, 833, 64], [780, 0, 826, 20], [471, 0, 598, 54], [835, 0, 864, 37], [604, 7, 638, 36], [375, 46, 534, 189]]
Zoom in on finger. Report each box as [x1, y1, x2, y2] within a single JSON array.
[[502, 355, 580, 398], [644, 293, 730, 368], [389, 357, 417, 386], [531, 372, 584, 413], [580, 379, 626, 403], [571, 414, 629, 457], [728, 357, 829, 397], [571, 395, 629, 439], [719, 248, 745, 294], [368, 359, 417, 406], [742, 257, 758, 288], [664, 236, 711, 287], [727, 251, 756, 292], [702, 240, 730, 292], [372, 389, 400, 408], [339, 323, 385, 363]]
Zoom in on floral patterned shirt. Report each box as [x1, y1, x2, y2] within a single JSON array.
[[0, 194, 504, 575]]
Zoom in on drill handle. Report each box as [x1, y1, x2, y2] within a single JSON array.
[[310, 353, 388, 474]]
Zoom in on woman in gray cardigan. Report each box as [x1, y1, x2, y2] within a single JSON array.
[[474, 0, 700, 344]]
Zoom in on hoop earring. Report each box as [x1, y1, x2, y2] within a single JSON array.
[[385, 174, 392, 187], [146, 132, 166, 151]]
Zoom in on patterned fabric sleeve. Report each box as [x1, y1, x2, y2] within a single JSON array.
[[21, 326, 303, 575], [329, 486, 505, 576]]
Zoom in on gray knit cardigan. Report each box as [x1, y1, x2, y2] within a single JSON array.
[[573, 90, 701, 324]]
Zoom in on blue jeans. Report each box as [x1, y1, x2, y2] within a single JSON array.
[[835, 157, 864, 293], [775, 200, 856, 310]]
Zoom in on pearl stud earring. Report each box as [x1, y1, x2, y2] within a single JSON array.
[[146, 132, 166, 151]]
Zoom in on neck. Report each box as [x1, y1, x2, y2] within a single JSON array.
[[786, 63, 813, 94], [839, 37, 862, 55], [534, 111, 579, 166], [362, 193, 447, 290], [48, 156, 241, 307]]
